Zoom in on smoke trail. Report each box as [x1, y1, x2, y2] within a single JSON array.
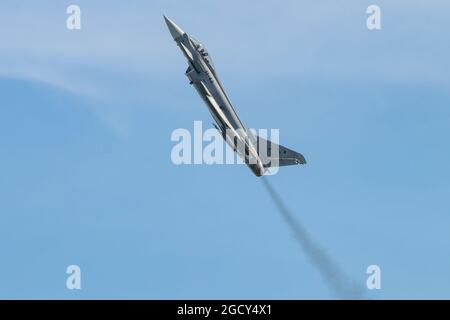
[[261, 177, 363, 299]]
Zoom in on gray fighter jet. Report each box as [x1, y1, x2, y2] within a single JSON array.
[[164, 16, 306, 176]]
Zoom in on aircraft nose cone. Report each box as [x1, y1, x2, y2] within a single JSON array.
[[163, 15, 185, 40]]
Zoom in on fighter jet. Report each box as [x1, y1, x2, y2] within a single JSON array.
[[164, 16, 306, 176]]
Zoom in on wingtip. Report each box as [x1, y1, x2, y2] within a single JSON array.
[[295, 152, 307, 165]]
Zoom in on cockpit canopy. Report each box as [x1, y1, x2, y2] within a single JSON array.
[[190, 36, 215, 70]]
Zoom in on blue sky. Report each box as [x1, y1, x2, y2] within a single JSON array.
[[1, 0, 449, 299]]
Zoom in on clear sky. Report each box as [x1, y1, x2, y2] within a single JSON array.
[[1, 0, 449, 299]]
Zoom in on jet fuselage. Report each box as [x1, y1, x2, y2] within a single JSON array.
[[165, 16, 265, 176]]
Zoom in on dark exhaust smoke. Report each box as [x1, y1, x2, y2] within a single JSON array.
[[261, 177, 363, 299]]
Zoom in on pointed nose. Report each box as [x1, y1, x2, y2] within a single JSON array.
[[163, 15, 185, 40]]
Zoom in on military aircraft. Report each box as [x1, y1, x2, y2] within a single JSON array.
[[164, 16, 306, 176]]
